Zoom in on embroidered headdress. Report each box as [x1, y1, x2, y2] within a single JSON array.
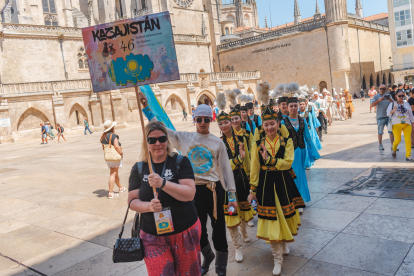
[[217, 111, 231, 122], [261, 106, 279, 121], [287, 97, 298, 104], [229, 104, 241, 117]]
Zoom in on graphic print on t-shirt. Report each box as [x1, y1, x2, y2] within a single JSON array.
[[187, 144, 215, 175]]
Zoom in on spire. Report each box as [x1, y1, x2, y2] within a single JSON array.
[[315, 0, 320, 15], [314, 0, 321, 20], [355, 0, 363, 18], [294, 0, 301, 25], [264, 15, 269, 29]]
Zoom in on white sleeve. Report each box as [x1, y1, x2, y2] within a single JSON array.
[[386, 102, 393, 117], [406, 103, 414, 122], [217, 141, 236, 192]]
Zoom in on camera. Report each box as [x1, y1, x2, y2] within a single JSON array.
[[383, 94, 390, 100]]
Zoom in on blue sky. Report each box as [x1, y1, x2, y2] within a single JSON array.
[[245, 0, 389, 28]]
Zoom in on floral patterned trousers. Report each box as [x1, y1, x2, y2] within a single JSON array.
[[141, 219, 202, 276]]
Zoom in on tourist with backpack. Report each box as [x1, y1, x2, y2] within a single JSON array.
[[56, 123, 66, 143], [128, 121, 200, 276]]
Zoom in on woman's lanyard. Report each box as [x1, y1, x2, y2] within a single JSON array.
[[151, 155, 168, 196]]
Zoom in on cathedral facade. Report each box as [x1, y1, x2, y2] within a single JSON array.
[[0, 0, 391, 143], [219, 0, 392, 94]]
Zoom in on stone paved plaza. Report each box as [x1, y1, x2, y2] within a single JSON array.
[[1, 100, 414, 276]]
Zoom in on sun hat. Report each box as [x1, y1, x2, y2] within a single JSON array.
[[194, 104, 213, 118], [103, 120, 117, 133]]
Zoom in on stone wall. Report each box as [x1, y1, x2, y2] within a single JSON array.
[[218, 28, 332, 92], [1, 36, 90, 83], [0, 72, 261, 143], [348, 27, 392, 91]]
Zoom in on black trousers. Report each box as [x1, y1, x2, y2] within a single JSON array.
[[318, 113, 327, 133], [194, 182, 228, 253]]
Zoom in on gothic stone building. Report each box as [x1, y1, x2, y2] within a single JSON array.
[[0, 0, 391, 143], [219, 0, 393, 94]]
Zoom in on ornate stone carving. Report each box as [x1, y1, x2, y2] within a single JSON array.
[[174, 0, 194, 9], [44, 13, 58, 23], [200, 76, 210, 89]]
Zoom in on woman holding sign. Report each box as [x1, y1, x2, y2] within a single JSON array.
[[128, 121, 201, 276]]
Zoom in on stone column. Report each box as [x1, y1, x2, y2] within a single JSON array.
[[52, 94, 66, 128], [89, 93, 102, 129], [0, 100, 13, 143], [110, 90, 125, 127]]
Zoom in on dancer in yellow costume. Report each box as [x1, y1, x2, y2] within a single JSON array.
[[216, 106, 256, 263], [248, 106, 305, 276]]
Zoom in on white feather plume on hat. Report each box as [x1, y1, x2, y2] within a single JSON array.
[[284, 82, 299, 97], [216, 92, 227, 111], [238, 94, 254, 102], [225, 89, 241, 106], [257, 82, 271, 105]]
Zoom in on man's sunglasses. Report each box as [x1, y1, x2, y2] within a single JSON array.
[[147, 135, 168, 144], [380, 88, 386, 90], [196, 117, 211, 123], [398, 95, 405, 98]]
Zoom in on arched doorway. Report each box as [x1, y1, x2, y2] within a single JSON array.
[[389, 73, 392, 85], [377, 74, 380, 87], [319, 81, 327, 93], [370, 74, 374, 88], [17, 107, 50, 131], [383, 73, 387, 85], [362, 75, 367, 89], [164, 94, 186, 113], [197, 91, 215, 106], [69, 103, 88, 127]]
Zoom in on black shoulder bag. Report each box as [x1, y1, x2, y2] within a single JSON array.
[[112, 199, 144, 263]]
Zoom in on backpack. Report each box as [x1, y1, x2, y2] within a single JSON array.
[[131, 153, 184, 237], [60, 126, 64, 132]]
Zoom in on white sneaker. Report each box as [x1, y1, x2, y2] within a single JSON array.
[[379, 144, 384, 150]]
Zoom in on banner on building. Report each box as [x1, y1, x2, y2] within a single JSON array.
[[0, 118, 11, 128], [82, 12, 180, 93]]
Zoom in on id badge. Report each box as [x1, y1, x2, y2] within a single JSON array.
[[402, 121, 406, 124], [154, 207, 174, 235]]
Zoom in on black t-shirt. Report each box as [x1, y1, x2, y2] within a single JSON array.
[[128, 155, 197, 236], [101, 132, 121, 146], [408, 97, 414, 116]]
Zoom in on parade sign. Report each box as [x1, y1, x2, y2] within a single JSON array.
[[82, 12, 179, 93]]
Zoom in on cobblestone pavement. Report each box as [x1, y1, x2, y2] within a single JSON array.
[[0, 100, 413, 276]]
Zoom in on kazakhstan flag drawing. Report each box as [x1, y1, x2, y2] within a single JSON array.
[[139, 85, 176, 131], [109, 54, 154, 86]]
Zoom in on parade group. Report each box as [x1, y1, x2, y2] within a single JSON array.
[[135, 82, 355, 276]]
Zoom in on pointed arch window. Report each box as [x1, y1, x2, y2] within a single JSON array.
[[43, 0, 58, 25], [78, 47, 89, 69]]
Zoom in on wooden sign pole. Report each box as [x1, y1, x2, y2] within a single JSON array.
[[134, 85, 157, 199]]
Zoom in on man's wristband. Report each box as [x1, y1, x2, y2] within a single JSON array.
[[161, 179, 166, 189]]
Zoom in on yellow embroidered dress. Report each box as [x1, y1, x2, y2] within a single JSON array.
[[222, 130, 255, 228], [250, 131, 305, 243]]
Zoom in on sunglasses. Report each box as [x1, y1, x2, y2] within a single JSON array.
[[147, 135, 168, 144], [398, 95, 405, 98], [196, 117, 211, 123], [380, 88, 386, 90]]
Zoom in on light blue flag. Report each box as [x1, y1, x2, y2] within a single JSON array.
[[139, 85, 176, 131]]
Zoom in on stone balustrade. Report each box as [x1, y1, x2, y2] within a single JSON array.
[[174, 34, 209, 43], [1, 23, 82, 36], [133, 8, 149, 17], [1, 79, 92, 95], [217, 17, 326, 51], [348, 18, 389, 32], [0, 71, 260, 95]]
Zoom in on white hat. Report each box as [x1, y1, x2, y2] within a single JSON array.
[[194, 104, 213, 118], [103, 120, 117, 132], [313, 91, 318, 95], [319, 93, 323, 97]]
